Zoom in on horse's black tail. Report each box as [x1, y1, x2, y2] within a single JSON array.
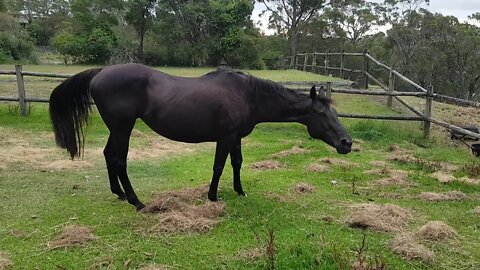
[[49, 68, 103, 159]]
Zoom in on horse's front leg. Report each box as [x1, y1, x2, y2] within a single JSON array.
[[230, 137, 246, 196], [208, 135, 235, 201]]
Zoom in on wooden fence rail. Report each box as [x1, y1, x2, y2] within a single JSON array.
[[276, 51, 480, 140]]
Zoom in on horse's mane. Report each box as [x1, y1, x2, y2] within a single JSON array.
[[208, 68, 332, 105]]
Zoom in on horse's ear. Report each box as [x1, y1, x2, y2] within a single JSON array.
[[310, 85, 317, 100], [319, 86, 326, 96]]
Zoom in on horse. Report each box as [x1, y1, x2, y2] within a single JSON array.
[[49, 63, 352, 211]]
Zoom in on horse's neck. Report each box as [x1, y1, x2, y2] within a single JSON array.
[[254, 92, 310, 124]]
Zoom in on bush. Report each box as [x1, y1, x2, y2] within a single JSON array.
[[0, 32, 36, 63]]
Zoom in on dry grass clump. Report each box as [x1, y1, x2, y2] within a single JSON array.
[[0, 252, 12, 270], [415, 221, 458, 241], [419, 191, 467, 201], [318, 157, 357, 167], [305, 163, 331, 173], [391, 233, 434, 263], [388, 154, 417, 164], [140, 264, 170, 270], [250, 160, 284, 170], [142, 185, 225, 233], [347, 203, 412, 232], [292, 183, 316, 193], [270, 146, 310, 158], [378, 192, 403, 200], [48, 225, 97, 249], [369, 161, 390, 168], [237, 247, 265, 262], [458, 176, 480, 185], [430, 171, 456, 183], [474, 207, 480, 215], [372, 170, 414, 187]]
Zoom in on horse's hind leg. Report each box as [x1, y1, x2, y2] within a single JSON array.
[[104, 136, 126, 200], [108, 122, 145, 211], [230, 137, 246, 196]]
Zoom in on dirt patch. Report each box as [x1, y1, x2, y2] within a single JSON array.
[[0, 251, 12, 270], [142, 185, 225, 233], [474, 207, 480, 215], [419, 191, 467, 201], [306, 163, 331, 173], [430, 172, 456, 183], [347, 203, 412, 232], [250, 160, 284, 170], [318, 157, 357, 167], [391, 233, 434, 263], [415, 221, 458, 241], [270, 145, 310, 158], [364, 167, 391, 176], [292, 183, 316, 193], [48, 225, 97, 249]]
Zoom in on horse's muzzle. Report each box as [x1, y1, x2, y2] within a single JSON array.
[[336, 138, 352, 154]]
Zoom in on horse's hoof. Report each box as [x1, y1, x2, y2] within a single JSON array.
[[208, 193, 218, 202], [236, 191, 247, 197], [135, 203, 146, 212]]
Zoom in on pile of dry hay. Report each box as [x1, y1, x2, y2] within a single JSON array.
[[48, 225, 97, 250], [270, 145, 310, 158], [292, 183, 316, 193], [305, 163, 331, 173], [142, 185, 225, 233], [391, 220, 459, 263], [391, 233, 435, 263], [415, 221, 458, 241], [347, 203, 412, 232], [0, 252, 12, 270], [250, 160, 284, 170], [419, 191, 467, 201]]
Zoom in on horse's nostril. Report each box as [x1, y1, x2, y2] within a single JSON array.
[[341, 138, 352, 148]]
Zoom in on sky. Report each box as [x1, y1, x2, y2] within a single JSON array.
[[252, 0, 480, 35]]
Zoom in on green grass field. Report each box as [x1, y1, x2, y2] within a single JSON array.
[[0, 66, 479, 269]]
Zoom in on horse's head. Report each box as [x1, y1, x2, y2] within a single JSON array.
[[306, 86, 352, 154]]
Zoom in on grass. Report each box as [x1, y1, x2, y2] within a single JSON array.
[[0, 67, 479, 269]]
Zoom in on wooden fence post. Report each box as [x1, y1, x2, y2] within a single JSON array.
[[340, 50, 345, 79], [363, 49, 369, 89], [15, 64, 28, 116], [324, 50, 329, 76], [326, 82, 332, 98], [423, 85, 433, 138], [295, 54, 299, 70], [303, 53, 308, 71], [387, 66, 394, 107], [311, 53, 317, 73]]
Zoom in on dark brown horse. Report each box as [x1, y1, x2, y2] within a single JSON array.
[[49, 63, 352, 211]]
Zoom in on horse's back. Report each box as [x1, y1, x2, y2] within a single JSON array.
[[90, 64, 253, 142]]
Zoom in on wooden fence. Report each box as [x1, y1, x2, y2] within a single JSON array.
[[278, 51, 480, 140], [1, 62, 480, 140]]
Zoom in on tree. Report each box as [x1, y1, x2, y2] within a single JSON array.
[[125, 0, 157, 61], [323, 0, 381, 46], [258, 0, 344, 62]]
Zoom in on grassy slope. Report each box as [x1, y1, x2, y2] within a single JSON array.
[[0, 67, 479, 269]]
